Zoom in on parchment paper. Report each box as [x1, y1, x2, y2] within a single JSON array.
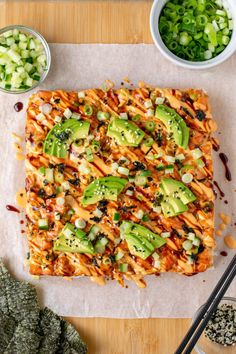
[[0, 44, 235, 318]]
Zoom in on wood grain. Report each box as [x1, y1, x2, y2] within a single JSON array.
[[65, 317, 192, 354], [0, 0, 153, 44], [0, 1, 193, 353]]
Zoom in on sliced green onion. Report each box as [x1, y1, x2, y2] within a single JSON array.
[[196, 158, 205, 168], [183, 240, 193, 251], [142, 214, 149, 222], [119, 263, 128, 272], [140, 170, 152, 177], [182, 173, 193, 184], [144, 137, 154, 147], [97, 111, 110, 121], [132, 114, 141, 122], [134, 175, 148, 186], [91, 140, 100, 153], [85, 147, 94, 162], [192, 148, 203, 159], [113, 212, 121, 223], [117, 166, 129, 176], [165, 165, 174, 174], [156, 164, 165, 171], [38, 219, 49, 230], [115, 251, 124, 261], [145, 121, 156, 132], [84, 104, 93, 116], [158, 0, 232, 62]]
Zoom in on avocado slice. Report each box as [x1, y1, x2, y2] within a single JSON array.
[[161, 196, 188, 218], [107, 118, 145, 147], [53, 223, 94, 254], [155, 105, 189, 149], [125, 233, 154, 260], [161, 178, 196, 205], [43, 119, 90, 158], [121, 221, 166, 249], [82, 176, 128, 205]]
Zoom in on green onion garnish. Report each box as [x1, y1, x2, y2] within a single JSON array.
[[142, 214, 149, 222], [145, 121, 156, 132], [144, 137, 154, 147], [97, 111, 110, 120], [113, 212, 121, 223], [159, 0, 233, 62], [140, 170, 152, 177], [132, 114, 141, 122], [84, 104, 93, 116]]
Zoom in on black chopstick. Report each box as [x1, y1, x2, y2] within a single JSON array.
[[175, 253, 236, 354]]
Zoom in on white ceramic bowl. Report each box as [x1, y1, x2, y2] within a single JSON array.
[[150, 0, 236, 69]]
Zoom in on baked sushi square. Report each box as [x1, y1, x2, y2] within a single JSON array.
[[25, 85, 216, 287]]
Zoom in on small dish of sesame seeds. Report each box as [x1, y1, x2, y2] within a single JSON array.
[[193, 297, 236, 354]]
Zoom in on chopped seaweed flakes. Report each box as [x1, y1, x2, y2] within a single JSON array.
[[0, 259, 88, 354]]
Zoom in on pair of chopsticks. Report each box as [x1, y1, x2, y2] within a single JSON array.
[[175, 253, 236, 354]]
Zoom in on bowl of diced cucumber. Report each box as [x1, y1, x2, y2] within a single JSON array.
[[0, 25, 51, 93]]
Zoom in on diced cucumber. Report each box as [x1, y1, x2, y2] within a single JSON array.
[[30, 50, 37, 58], [10, 43, 18, 51], [13, 28, 19, 38], [0, 46, 7, 53], [29, 39, 36, 50], [19, 41, 27, 50], [7, 49, 21, 63], [3, 30, 13, 38], [0, 29, 47, 90], [38, 219, 49, 230], [19, 33, 27, 41], [37, 54, 46, 64], [45, 168, 54, 183], [25, 77, 33, 87], [6, 37, 15, 46], [5, 64, 16, 74], [21, 49, 30, 58], [24, 62, 33, 72], [16, 66, 25, 74]]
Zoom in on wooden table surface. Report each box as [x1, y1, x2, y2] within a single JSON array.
[[0, 1, 192, 353]]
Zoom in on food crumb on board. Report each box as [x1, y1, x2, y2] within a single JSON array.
[[215, 230, 222, 237]]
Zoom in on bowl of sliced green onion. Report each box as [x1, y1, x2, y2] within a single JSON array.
[[0, 25, 51, 93], [150, 0, 236, 69]]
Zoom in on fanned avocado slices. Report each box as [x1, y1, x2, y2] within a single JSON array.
[[82, 176, 128, 205], [53, 223, 94, 254], [43, 118, 90, 158], [159, 178, 196, 218], [120, 221, 166, 260], [155, 105, 189, 149], [107, 118, 145, 147]]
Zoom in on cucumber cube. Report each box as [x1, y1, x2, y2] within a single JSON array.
[[37, 54, 46, 65], [30, 50, 37, 58], [29, 39, 36, 50], [0, 46, 7, 53], [6, 37, 15, 46], [16, 66, 25, 74], [7, 49, 21, 63], [19, 41, 27, 50], [13, 28, 19, 38], [10, 43, 18, 51], [24, 62, 33, 72], [21, 49, 30, 58], [19, 33, 27, 41], [5, 64, 16, 74], [3, 30, 13, 38], [25, 77, 33, 87]]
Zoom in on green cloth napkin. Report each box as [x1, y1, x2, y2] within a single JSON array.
[[0, 259, 87, 354]]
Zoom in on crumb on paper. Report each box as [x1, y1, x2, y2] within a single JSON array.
[[219, 212, 231, 225], [63, 276, 73, 281], [216, 230, 222, 237], [11, 132, 23, 142], [224, 235, 236, 249]]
